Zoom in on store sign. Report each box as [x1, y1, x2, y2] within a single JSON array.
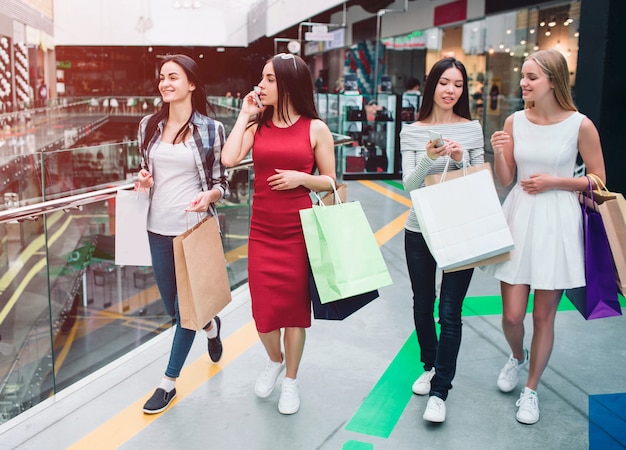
[[383, 31, 427, 50], [304, 41, 324, 56], [57, 60, 72, 69], [325, 28, 345, 50], [434, 0, 468, 27], [304, 28, 345, 55], [305, 25, 333, 42]]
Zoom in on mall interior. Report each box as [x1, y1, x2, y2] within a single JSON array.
[[0, 0, 625, 448]]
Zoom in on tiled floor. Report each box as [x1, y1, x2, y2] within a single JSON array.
[[0, 179, 624, 450]]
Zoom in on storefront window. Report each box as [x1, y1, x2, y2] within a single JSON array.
[[483, 3, 580, 149], [383, 1, 579, 152]]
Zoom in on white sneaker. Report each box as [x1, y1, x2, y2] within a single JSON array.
[[278, 377, 300, 415], [516, 387, 540, 424], [254, 358, 285, 398], [497, 349, 529, 393], [423, 396, 446, 423], [412, 368, 435, 395]]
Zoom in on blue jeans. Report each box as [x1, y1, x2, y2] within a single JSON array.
[[148, 231, 198, 379], [404, 230, 473, 401]]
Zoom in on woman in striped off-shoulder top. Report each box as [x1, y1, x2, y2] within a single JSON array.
[[399, 57, 484, 423]]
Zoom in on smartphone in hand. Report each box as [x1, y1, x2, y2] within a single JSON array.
[[428, 130, 444, 148], [253, 86, 263, 108]]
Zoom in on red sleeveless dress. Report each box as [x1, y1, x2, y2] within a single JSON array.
[[248, 118, 314, 333]]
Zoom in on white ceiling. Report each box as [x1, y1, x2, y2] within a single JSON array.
[[53, 0, 346, 47]]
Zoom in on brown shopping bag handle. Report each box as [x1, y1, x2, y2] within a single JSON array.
[[183, 204, 221, 234], [586, 173, 608, 192], [583, 173, 616, 205], [311, 175, 341, 206]]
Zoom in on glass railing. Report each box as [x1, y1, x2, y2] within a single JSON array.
[[0, 99, 351, 424], [0, 139, 253, 424]]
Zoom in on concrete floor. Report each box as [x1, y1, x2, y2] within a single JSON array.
[[0, 179, 624, 449]]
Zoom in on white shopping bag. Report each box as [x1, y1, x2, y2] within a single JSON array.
[[115, 189, 152, 266], [410, 165, 514, 271]]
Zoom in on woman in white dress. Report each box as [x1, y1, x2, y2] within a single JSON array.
[[485, 49, 606, 424]]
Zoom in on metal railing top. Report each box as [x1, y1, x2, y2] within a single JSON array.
[[0, 183, 130, 224], [0, 158, 254, 224]]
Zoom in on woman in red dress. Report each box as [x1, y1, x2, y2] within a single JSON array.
[[222, 53, 335, 414]]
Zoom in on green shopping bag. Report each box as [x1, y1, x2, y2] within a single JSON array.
[[300, 200, 393, 304]]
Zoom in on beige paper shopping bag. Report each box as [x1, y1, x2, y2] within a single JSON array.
[[174, 215, 232, 330]]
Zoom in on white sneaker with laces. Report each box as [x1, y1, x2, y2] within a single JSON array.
[[423, 396, 446, 423], [497, 349, 529, 393], [278, 377, 300, 415], [516, 387, 540, 424], [254, 358, 285, 398], [412, 368, 435, 395]]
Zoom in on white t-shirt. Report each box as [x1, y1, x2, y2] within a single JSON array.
[[147, 141, 206, 235]]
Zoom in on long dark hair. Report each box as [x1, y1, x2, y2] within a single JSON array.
[[141, 54, 214, 151], [416, 57, 471, 121], [256, 53, 320, 129]]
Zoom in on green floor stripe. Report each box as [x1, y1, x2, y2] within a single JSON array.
[[342, 441, 374, 450], [382, 179, 404, 191], [344, 292, 626, 443], [464, 293, 625, 317], [463, 295, 505, 316], [345, 332, 420, 438]]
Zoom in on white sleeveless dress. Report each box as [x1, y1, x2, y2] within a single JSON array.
[[482, 110, 585, 290]]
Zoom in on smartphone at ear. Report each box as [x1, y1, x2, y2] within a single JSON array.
[[428, 130, 444, 148], [253, 86, 263, 108]]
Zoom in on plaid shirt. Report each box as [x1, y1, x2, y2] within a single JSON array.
[[138, 111, 229, 206]]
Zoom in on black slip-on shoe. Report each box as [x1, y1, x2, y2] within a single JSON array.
[[207, 316, 223, 362], [143, 388, 177, 414]]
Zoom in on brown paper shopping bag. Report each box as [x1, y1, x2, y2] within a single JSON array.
[[585, 174, 626, 295], [423, 161, 512, 272], [174, 215, 232, 330]]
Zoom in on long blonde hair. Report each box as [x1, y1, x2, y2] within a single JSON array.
[[525, 49, 577, 111]]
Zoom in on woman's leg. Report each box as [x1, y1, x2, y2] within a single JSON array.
[[500, 282, 531, 360], [255, 329, 285, 399], [284, 327, 306, 379], [147, 232, 196, 380], [496, 282, 532, 394], [258, 329, 283, 362], [429, 268, 473, 400], [404, 230, 437, 370], [277, 327, 305, 414], [526, 289, 562, 390]]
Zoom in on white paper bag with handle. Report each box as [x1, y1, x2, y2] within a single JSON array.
[[410, 163, 514, 271], [115, 189, 152, 266]]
